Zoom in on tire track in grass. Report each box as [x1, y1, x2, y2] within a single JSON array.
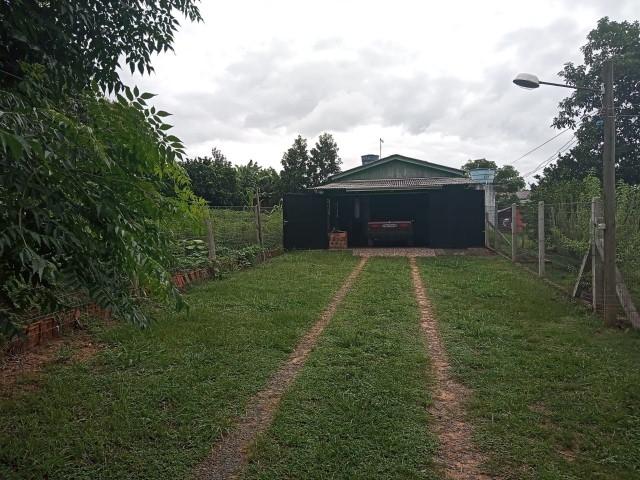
[[409, 257, 492, 480], [243, 258, 438, 479], [194, 257, 368, 480]]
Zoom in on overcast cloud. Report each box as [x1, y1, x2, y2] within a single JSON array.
[[122, 0, 638, 182]]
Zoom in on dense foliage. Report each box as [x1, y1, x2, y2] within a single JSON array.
[[236, 161, 281, 206], [0, 0, 201, 92], [280, 135, 310, 193], [181, 149, 240, 206], [308, 133, 342, 188], [531, 176, 640, 288], [182, 150, 281, 207], [537, 17, 640, 187], [281, 133, 342, 192], [183, 133, 342, 204], [0, 1, 202, 336]]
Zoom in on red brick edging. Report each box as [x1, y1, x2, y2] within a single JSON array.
[[6, 249, 284, 356], [6, 303, 111, 356]]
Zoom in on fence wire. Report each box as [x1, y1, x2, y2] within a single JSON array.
[[616, 188, 640, 308], [487, 198, 640, 324], [544, 201, 592, 295], [168, 204, 283, 272]]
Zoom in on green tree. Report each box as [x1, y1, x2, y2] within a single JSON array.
[[0, 1, 202, 335], [182, 148, 239, 206], [235, 160, 282, 206], [280, 135, 309, 193], [539, 17, 640, 187], [0, 0, 201, 92], [308, 133, 342, 187], [461, 158, 497, 171], [494, 165, 526, 195], [461, 159, 525, 206]]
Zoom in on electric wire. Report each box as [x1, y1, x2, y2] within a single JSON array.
[[522, 135, 578, 179], [508, 128, 572, 166]]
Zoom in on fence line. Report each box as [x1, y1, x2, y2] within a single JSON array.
[[486, 199, 639, 328], [169, 197, 283, 275]]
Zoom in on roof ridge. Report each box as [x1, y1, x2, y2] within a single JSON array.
[[329, 154, 465, 181], [314, 176, 479, 191]]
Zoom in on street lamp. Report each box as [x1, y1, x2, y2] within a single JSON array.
[[513, 64, 617, 327], [513, 72, 600, 92]]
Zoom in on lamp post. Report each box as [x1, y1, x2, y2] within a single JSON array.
[[513, 63, 617, 326]]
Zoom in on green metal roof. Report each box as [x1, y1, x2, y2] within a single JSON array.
[[329, 154, 465, 182]]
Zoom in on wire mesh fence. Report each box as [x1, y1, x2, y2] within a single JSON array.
[[544, 201, 592, 295], [168, 204, 283, 273], [486, 198, 639, 327], [616, 188, 640, 310]]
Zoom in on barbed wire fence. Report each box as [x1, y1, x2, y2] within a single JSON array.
[[486, 199, 639, 328]]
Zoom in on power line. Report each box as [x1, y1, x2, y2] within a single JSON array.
[[522, 135, 578, 179], [522, 136, 577, 179], [509, 128, 572, 166], [524, 136, 577, 178]]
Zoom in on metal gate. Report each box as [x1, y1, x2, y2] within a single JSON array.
[[428, 188, 485, 248], [283, 193, 328, 250]]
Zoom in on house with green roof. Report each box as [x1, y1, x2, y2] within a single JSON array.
[[283, 153, 494, 250]]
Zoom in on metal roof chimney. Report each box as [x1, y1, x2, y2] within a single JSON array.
[[361, 154, 379, 165]]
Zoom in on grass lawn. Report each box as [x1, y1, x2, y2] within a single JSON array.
[[420, 256, 640, 480], [244, 258, 438, 480], [0, 251, 357, 480]]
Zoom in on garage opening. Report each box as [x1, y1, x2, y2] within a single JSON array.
[[325, 188, 484, 248]]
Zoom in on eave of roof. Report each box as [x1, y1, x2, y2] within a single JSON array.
[[314, 177, 480, 192], [329, 154, 465, 181]]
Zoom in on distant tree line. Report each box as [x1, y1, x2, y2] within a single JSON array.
[[182, 132, 342, 206]]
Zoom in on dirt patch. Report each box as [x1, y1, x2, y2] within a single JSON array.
[[194, 257, 368, 480], [354, 247, 436, 257], [434, 248, 494, 257], [409, 257, 494, 480], [0, 330, 100, 397], [354, 247, 493, 257]]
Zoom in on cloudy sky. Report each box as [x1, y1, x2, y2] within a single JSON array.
[[123, 0, 637, 182]]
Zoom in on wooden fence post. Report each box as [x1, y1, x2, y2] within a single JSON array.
[[511, 203, 517, 262], [538, 201, 545, 277], [205, 211, 216, 261], [591, 197, 603, 312]]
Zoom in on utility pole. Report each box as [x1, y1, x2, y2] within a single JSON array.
[[602, 60, 617, 326]]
